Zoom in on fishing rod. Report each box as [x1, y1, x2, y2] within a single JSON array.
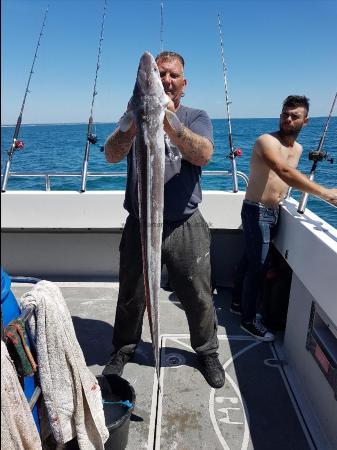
[[80, 0, 107, 192], [297, 92, 336, 214], [217, 14, 242, 193], [160, 2, 164, 52], [1, 6, 49, 192]]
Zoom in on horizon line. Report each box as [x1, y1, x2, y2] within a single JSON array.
[[1, 115, 335, 127]]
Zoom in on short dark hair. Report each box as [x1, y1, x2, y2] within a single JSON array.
[[155, 51, 185, 68], [282, 95, 310, 116]]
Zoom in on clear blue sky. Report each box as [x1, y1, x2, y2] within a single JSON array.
[[1, 0, 337, 124]]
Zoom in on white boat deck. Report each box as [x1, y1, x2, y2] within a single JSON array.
[[11, 281, 314, 450], [3, 191, 337, 449]]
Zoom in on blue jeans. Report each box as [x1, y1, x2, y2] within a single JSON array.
[[235, 200, 279, 323]]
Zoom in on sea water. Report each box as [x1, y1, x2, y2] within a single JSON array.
[[1, 117, 336, 228]]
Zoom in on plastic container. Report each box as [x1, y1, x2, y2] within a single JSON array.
[[1, 267, 21, 324], [1, 267, 40, 431], [97, 374, 136, 450]]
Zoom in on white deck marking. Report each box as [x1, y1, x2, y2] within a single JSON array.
[[148, 336, 165, 450], [148, 334, 259, 449], [209, 341, 260, 450], [147, 368, 159, 449], [147, 334, 316, 450], [154, 343, 166, 450], [160, 333, 257, 341], [149, 334, 317, 449]]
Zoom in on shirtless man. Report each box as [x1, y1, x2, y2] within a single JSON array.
[[231, 95, 337, 341]]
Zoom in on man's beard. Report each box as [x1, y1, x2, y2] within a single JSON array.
[[279, 121, 302, 138]]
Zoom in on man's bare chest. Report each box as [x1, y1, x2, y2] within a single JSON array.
[[279, 146, 301, 169]]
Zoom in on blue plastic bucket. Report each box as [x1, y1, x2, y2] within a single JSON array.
[[1, 268, 20, 324], [1, 268, 40, 430]]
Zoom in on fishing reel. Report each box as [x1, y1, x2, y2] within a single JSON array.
[[14, 140, 24, 150], [227, 148, 243, 159], [87, 132, 105, 152], [87, 133, 98, 145], [309, 150, 333, 164]]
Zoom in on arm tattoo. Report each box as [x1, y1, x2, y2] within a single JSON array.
[[176, 126, 212, 166], [104, 129, 135, 163]]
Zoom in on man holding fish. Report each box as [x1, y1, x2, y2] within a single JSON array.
[[103, 51, 225, 389]]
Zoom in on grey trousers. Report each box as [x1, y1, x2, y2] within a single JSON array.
[[112, 209, 219, 356]]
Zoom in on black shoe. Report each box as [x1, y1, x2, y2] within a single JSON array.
[[240, 318, 275, 342], [230, 301, 242, 315], [198, 353, 225, 389], [102, 351, 132, 376]]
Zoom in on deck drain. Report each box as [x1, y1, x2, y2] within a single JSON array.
[[165, 353, 185, 367]]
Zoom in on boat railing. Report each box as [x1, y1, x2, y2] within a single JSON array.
[[1, 170, 249, 192], [2, 171, 336, 216], [286, 187, 337, 212]]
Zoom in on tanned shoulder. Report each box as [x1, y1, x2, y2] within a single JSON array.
[[294, 141, 303, 155], [255, 133, 279, 156]]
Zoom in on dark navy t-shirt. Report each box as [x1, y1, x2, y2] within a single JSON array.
[[124, 104, 213, 222]]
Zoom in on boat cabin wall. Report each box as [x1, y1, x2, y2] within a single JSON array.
[[0, 191, 245, 285], [273, 199, 337, 448]]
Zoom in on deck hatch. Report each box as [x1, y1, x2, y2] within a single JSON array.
[[306, 302, 337, 399]]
